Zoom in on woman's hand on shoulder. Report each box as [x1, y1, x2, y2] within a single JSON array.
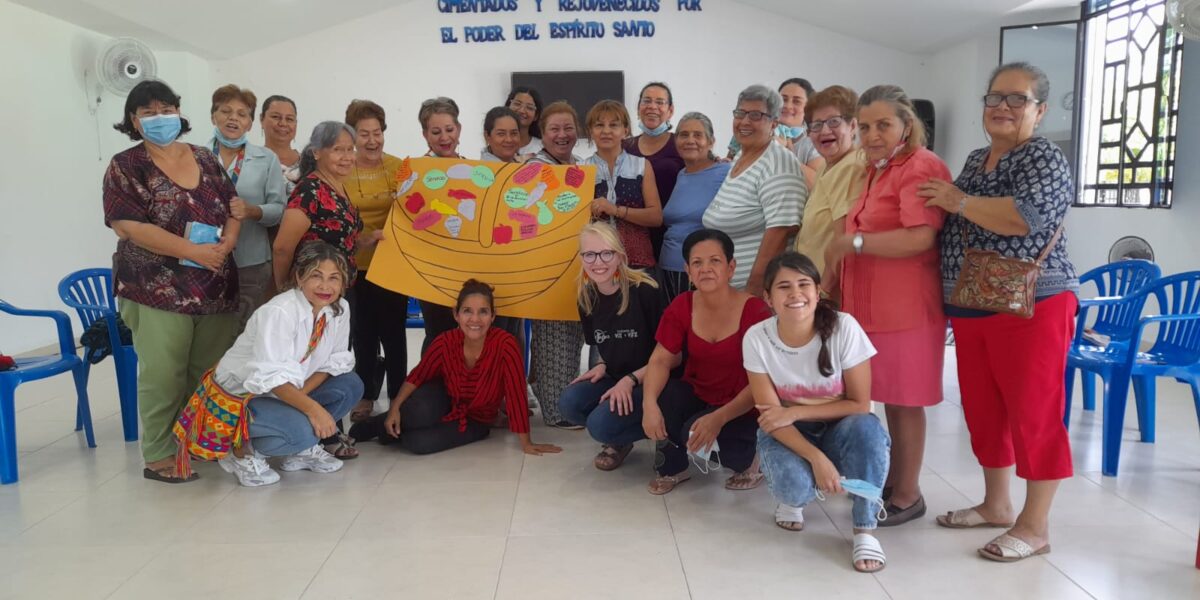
[[917, 178, 964, 213]]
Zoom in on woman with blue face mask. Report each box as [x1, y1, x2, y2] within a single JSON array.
[[745, 251, 890, 573], [209, 84, 288, 326], [104, 79, 243, 484], [623, 82, 685, 259]]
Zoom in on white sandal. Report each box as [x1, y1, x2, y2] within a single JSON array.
[[774, 503, 805, 531], [978, 533, 1050, 563], [852, 533, 887, 573]]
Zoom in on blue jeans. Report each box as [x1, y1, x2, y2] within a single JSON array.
[[757, 413, 891, 529], [559, 377, 647, 446], [248, 372, 363, 457]]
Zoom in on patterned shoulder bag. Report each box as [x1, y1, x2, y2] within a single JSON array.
[[948, 220, 1063, 319]]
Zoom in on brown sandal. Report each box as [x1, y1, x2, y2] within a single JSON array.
[[324, 433, 359, 460], [593, 444, 633, 471], [648, 472, 691, 495], [349, 400, 375, 423], [724, 469, 764, 491]]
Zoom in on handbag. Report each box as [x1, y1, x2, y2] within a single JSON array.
[[948, 221, 1063, 318], [172, 368, 253, 478]]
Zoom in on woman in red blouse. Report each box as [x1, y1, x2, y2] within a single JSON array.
[[272, 121, 383, 291], [641, 229, 773, 494], [825, 85, 951, 527], [356, 280, 562, 456]]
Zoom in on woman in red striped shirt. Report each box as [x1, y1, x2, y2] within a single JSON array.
[[360, 279, 562, 456]]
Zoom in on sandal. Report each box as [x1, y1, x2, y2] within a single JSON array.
[[724, 469, 764, 491], [936, 507, 1015, 529], [978, 533, 1050, 563], [324, 433, 359, 460], [648, 472, 691, 495], [349, 399, 375, 423], [852, 533, 887, 573], [774, 503, 805, 531], [878, 495, 926, 527], [593, 444, 633, 471], [142, 465, 199, 484]]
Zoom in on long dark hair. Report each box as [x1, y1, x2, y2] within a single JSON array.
[[764, 252, 839, 378], [506, 86, 543, 138]]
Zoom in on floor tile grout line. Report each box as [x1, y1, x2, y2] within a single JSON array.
[[662, 491, 695, 600], [296, 480, 386, 600], [1076, 470, 1198, 539], [493, 453, 526, 600]]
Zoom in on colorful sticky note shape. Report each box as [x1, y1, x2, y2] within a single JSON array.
[[504, 187, 529, 208], [458, 199, 477, 221], [446, 163, 473, 179], [520, 223, 538, 239], [565, 166, 585, 188], [471, 165, 496, 188], [536, 201, 553, 226], [553, 191, 580, 213], [431, 199, 457, 215], [412, 210, 441, 230], [540, 166, 560, 190], [513, 162, 542, 184], [493, 224, 513, 244], [405, 192, 425, 214], [445, 215, 463, 238]]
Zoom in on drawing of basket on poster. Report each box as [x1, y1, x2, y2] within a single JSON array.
[[367, 157, 596, 321]]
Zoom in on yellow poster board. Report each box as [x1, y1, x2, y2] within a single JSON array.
[[367, 157, 596, 321]]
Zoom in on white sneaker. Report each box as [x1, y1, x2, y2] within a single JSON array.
[[218, 451, 280, 487], [279, 444, 344, 473]]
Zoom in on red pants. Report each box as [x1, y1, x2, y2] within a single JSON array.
[[950, 292, 1077, 480]]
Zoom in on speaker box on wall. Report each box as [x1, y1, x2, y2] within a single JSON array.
[[913, 99, 935, 150]]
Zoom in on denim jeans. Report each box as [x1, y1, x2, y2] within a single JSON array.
[[559, 377, 647, 446], [757, 413, 891, 529], [248, 372, 363, 457]]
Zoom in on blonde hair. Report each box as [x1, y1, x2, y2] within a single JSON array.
[[288, 241, 350, 316], [576, 222, 658, 316]]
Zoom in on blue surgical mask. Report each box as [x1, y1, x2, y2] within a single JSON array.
[[840, 477, 887, 521], [139, 114, 182, 146], [639, 120, 670, 137], [213, 126, 248, 148], [776, 124, 805, 139]]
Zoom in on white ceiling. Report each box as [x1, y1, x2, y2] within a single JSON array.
[[13, 0, 1081, 58]]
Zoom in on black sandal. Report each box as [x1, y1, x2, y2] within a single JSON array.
[[142, 466, 199, 484], [324, 433, 359, 460]]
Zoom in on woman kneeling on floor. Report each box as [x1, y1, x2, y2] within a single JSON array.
[[746, 251, 890, 572], [353, 280, 563, 456], [197, 241, 363, 487], [560, 222, 666, 470], [641, 228, 773, 495]]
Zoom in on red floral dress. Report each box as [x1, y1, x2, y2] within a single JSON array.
[[287, 173, 364, 282]]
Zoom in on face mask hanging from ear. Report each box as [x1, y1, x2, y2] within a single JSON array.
[[639, 120, 670, 137], [213, 126, 248, 148], [776, 124, 805, 139], [873, 128, 910, 169]]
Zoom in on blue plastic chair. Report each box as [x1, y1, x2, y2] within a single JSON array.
[[0, 300, 96, 483], [405, 296, 424, 329], [1066, 260, 1162, 413], [58, 269, 139, 442], [1123, 271, 1200, 452]]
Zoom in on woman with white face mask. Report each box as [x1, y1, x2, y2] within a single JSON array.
[[105, 79, 243, 484], [208, 84, 288, 325], [624, 82, 685, 259]]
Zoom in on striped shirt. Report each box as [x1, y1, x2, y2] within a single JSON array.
[[702, 141, 808, 289], [405, 327, 530, 434]]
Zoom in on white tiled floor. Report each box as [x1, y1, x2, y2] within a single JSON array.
[[1, 343, 1198, 600]]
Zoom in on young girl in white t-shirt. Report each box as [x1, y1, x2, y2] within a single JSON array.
[[743, 251, 891, 573]]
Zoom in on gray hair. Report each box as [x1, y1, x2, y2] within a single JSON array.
[[299, 120, 355, 178], [989, 62, 1051, 104], [418, 96, 461, 130], [737, 84, 783, 119], [858, 84, 926, 152], [677, 111, 717, 160]]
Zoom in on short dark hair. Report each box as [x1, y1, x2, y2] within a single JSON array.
[[682, 228, 734, 263], [779, 77, 815, 98], [113, 80, 192, 141], [260, 95, 296, 119], [483, 106, 521, 136], [506, 86, 543, 137], [639, 81, 674, 106], [455, 278, 496, 313], [345, 99, 387, 131]]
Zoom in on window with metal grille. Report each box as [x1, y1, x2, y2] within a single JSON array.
[[1077, 0, 1185, 207]]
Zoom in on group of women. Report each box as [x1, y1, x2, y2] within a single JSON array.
[[101, 60, 1079, 572]]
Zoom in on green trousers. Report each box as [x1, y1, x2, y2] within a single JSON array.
[[119, 300, 239, 463]]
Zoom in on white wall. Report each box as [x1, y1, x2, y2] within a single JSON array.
[[0, 0, 212, 353], [214, 0, 932, 159], [924, 8, 1199, 278]]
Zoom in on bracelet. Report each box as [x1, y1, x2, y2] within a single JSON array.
[[622, 206, 629, 219], [957, 194, 970, 215], [626, 373, 640, 387]]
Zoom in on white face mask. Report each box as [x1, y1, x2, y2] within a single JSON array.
[[687, 432, 721, 474], [873, 131, 910, 169]]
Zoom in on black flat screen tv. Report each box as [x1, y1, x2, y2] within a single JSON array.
[[510, 71, 625, 137]]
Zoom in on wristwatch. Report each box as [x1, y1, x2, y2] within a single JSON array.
[[852, 232, 864, 255]]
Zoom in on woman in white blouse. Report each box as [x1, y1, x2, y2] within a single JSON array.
[[703, 84, 809, 296], [213, 241, 363, 487]]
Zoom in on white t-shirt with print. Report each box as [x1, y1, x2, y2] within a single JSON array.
[[742, 312, 876, 406]]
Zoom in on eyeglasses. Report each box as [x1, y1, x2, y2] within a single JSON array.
[[807, 116, 848, 134], [508, 100, 537, 113], [983, 93, 1040, 108], [580, 250, 617, 264], [639, 98, 670, 107], [732, 109, 774, 122]]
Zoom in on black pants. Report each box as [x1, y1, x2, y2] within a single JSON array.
[[349, 277, 409, 401], [385, 381, 490, 455], [656, 379, 758, 476], [418, 300, 457, 356]]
